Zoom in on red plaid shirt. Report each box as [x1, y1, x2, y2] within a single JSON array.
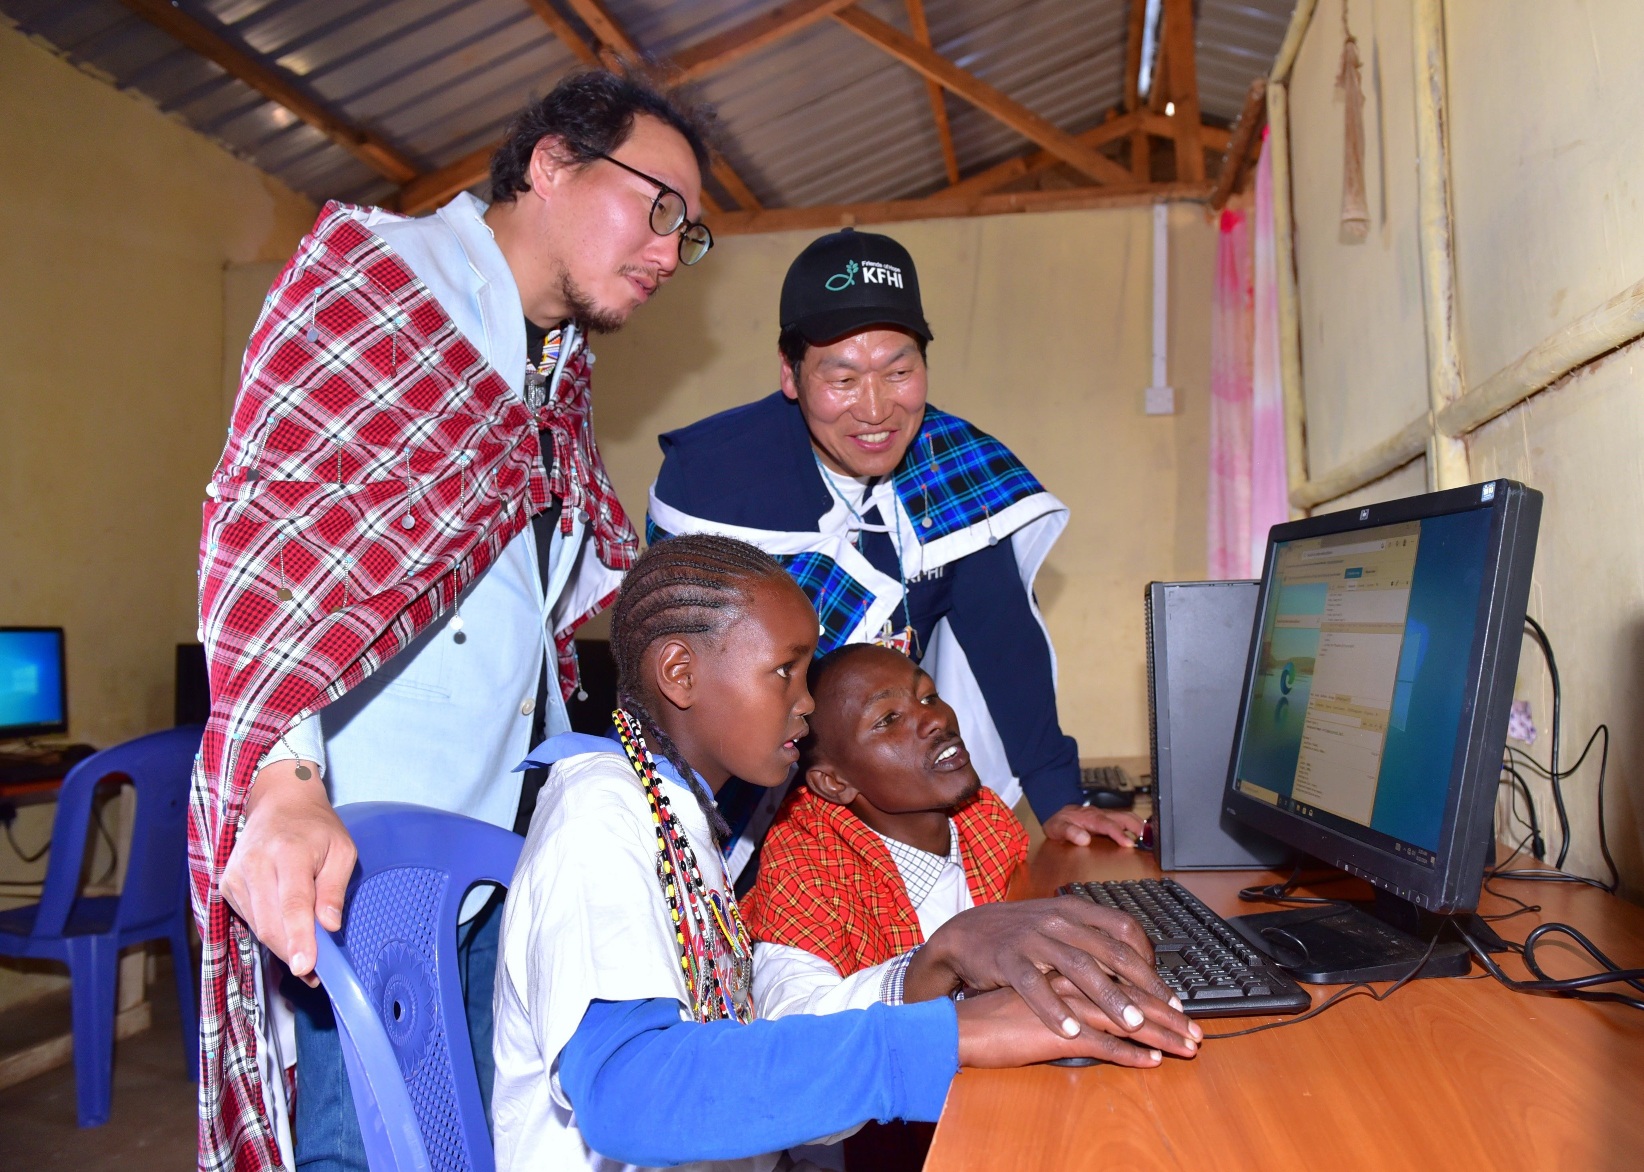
[[741, 785, 1028, 976], [191, 203, 634, 1171]]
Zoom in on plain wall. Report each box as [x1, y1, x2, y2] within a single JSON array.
[[587, 205, 1217, 762], [0, 25, 314, 1009], [1285, 0, 1644, 898]]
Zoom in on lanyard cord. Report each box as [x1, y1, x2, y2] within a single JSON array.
[[813, 451, 913, 638]]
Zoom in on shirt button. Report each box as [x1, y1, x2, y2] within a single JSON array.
[[520, 699, 535, 715]]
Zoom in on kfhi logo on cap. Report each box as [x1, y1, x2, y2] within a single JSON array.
[[826, 259, 903, 291]]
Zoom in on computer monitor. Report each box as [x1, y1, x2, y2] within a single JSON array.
[[1219, 480, 1541, 981], [1, 627, 69, 740]]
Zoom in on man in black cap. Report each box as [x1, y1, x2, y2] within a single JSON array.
[[646, 229, 1140, 870]]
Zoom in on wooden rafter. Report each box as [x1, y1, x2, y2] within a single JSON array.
[[1162, 0, 1205, 182], [117, 0, 419, 183], [1209, 77, 1267, 210], [904, 0, 960, 185], [561, 0, 640, 61], [834, 7, 1132, 187], [673, 0, 859, 81], [711, 181, 1214, 236], [1123, 0, 1149, 180], [522, 0, 602, 68], [393, 144, 493, 215], [940, 111, 1227, 201], [547, 0, 765, 212]]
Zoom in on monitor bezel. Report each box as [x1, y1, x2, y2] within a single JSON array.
[[0, 626, 70, 740], [1220, 480, 1541, 915]]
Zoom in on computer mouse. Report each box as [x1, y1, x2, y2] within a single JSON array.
[[1047, 1056, 1104, 1067], [1085, 788, 1135, 810]]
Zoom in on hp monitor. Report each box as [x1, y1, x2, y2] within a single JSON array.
[[1221, 480, 1541, 981], [1, 627, 69, 740]]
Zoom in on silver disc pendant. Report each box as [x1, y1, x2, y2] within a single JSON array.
[[277, 587, 294, 602], [401, 514, 416, 530], [294, 764, 313, 781]]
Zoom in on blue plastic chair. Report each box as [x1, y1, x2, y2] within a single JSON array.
[[0, 724, 204, 1126], [313, 802, 523, 1172]]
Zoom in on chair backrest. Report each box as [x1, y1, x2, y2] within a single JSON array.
[[32, 725, 203, 939], [327, 803, 524, 1172]]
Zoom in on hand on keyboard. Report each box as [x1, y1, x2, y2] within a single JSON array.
[[908, 895, 1203, 1056]]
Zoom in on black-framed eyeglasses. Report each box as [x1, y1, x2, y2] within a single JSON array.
[[582, 147, 713, 265]]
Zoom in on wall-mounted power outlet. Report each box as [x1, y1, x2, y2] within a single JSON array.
[[1145, 384, 1176, 415]]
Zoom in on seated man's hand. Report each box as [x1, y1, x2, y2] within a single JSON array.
[[219, 760, 356, 987], [905, 896, 1201, 1054], [955, 980, 1197, 1068], [1042, 804, 1145, 848]]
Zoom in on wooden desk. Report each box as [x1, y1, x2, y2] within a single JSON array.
[[926, 840, 1644, 1172]]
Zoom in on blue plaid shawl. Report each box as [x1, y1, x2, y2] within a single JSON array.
[[648, 393, 1058, 654]]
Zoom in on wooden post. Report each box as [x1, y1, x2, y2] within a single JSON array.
[[1412, 0, 1470, 490], [1267, 81, 1309, 511]]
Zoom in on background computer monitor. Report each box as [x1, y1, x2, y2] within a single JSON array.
[[1221, 481, 1541, 934], [1, 626, 69, 740]]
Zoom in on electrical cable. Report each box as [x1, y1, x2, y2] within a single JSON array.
[[1494, 724, 1616, 893], [1236, 859, 1343, 906], [1, 792, 121, 884], [1521, 617, 1567, 866], [1457, 922, 1644, 1012], [1201, 930, 1445, 1040]]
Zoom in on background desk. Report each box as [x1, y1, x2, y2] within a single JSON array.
[[926, 839, 1644, 1172]]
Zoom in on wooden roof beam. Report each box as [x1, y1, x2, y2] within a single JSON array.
[[522, 0, 602, 68], [1209, 78, 1267, 210], [116, 0, 420, 184], [1123, 0, 1149, 179], [673, 0, 860, 81], [1162, 0, 1205, 182], [553, 0, 764, 212], [940, 111, 1227, 201], [904, 0, 960, 185], [710, 181, 1214, 236], [835, 7, 1132, 187]]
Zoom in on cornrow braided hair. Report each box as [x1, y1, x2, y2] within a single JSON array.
[[610, 533, 791, 846]]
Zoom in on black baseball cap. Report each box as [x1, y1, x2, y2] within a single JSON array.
[[779, 228, 933, 344]]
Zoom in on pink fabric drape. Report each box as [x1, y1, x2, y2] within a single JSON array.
[[1208, 208, 1254, 578], [1209, 126, 1292, 578]]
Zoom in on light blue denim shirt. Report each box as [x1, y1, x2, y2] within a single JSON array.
[[265, 195, 582, 891]]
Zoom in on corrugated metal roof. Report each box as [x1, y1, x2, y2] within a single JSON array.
[[2, 0, 1295, 210]]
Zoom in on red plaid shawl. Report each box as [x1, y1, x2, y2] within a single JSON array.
[[191, 202, 635, 1171], [741, 785, 1028, 976]]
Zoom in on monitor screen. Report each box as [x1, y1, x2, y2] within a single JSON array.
[[1222, 481, 1541, 914], [0, 627, 68, 738]]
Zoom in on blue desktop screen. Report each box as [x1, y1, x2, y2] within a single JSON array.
[[1230, 508, 1493, 864], [0, 630, 66, 733]]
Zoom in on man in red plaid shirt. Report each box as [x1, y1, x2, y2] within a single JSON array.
[[742, 643, 1141, 1169], [195, 73, 716, 1171]]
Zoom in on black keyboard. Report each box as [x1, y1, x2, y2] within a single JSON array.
[[1059, 878, 1312, 1017]]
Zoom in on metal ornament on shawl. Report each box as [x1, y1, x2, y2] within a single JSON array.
[[613, 708, 754, 1023]]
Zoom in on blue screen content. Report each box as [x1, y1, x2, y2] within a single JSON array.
[[1231, 509, 1493, 864], [0, 630, 66, 733]]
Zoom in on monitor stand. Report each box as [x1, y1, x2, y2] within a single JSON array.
[[1228, 888, 1498, 984]]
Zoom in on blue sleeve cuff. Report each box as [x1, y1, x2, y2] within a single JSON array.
[[559, 996, 959, 1165]]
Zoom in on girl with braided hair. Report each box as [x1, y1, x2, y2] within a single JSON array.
[[490, 534, 1199, 1171]]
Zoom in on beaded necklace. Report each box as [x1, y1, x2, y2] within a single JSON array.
[[613, 708, 754, 1024]]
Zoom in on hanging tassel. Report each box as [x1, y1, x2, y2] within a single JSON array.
[[1337, 5, 1370, 243]]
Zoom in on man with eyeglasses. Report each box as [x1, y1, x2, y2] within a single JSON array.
[[193, 72, 715, 1172], [648, 230, 1142, 883]]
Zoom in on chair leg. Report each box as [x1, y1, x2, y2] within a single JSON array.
[[170, 927, 200, 1082], [64, 935, 119, 1128]]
